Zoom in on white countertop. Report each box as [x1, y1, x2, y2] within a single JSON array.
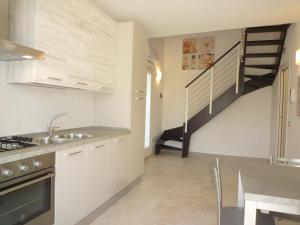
[[240, 163, 300, 207], [0, 126, 130, 164]]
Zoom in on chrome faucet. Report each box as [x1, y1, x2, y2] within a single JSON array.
[[47, 113, 71, 136]]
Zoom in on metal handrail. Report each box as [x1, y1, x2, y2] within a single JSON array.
[[184, 41, 242, 133], [185, 41, 241, 88]]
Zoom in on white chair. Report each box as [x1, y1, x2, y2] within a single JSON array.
[[211, 158, 275, 225], [269, 156, 300, 222]]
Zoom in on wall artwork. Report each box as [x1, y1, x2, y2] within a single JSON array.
[[182, 37, 215, 70]]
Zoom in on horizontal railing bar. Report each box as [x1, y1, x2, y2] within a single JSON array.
[[185, 41, 241, 88], [213, 79, 236, 94], [213, 80, 235, 97], [214, 73, 236, 86], [189, 101, 209, 112], [188, 76, 210, 89], [188, 92, 210, 103], [215, 69, 236, 78], [214, 61, 237, 75], [188, 94, 210, 108]]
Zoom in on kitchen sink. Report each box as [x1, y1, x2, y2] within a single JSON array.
[[37, 133, 93, 145], [63, 133, 93, 140], [38, 136, 68, 145]]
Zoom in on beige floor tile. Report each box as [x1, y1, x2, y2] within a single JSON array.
[[90, 151, 300, 225]]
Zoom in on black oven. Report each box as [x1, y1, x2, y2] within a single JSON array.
[[0, 153, 55, 225]]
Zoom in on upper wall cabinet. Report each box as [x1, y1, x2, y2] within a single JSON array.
[[8, 0, 117, 93]]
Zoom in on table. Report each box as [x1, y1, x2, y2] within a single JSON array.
[[237, 163, 300, 225]]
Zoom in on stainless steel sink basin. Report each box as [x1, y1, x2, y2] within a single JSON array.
[[38, 136, 68, 145], [37, 133, 93, 145], [64, 133, 93, 139]]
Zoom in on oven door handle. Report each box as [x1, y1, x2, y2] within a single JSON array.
[[0, 172, 55, 196]]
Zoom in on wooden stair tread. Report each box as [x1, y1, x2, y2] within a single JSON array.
[[245, 53, 280, 58], [247, 24, 289, 33], [245, 64, 278, 69], [246, 40, 284, 46], [163, 137, 183, 142], [245, 73, 275, 80], [157, 144, 182, 151]]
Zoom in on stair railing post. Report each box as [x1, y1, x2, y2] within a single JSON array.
[[185, 88, 189, 133], [236, 44, 241, 94], [209, 66, 214, 114]]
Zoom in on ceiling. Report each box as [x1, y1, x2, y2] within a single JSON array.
[[92, 0, 300, 38]]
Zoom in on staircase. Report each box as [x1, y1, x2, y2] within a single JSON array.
[[156, 24, 290, 158]]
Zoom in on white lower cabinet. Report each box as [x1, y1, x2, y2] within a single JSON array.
[[86, 141, 108, 213], [55, 135, 131, 225], [55, 146, 86, 225], [108, 135, 130, 196]]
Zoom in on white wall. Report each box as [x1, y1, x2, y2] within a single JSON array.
[[158, 29, 273, 158], [0, 66, 95, 136], [0, 0, 8, 39], [190, 88, 272, 158], [0, 0, 97, 136], [273, 22, 300, 158]]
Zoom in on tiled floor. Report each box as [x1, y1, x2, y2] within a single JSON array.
[[91, 151, 299, 225]]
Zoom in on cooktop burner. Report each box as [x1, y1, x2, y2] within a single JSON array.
[[0, 136, 37, 152]]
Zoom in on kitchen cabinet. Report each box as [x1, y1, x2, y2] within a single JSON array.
[[86, 141, 108, 213], [108, 135, 130, 196], [130, 24, 147, 181], [126, 23, 148, 182], [55, 134, 131, 224], [8, 0, 117, 93], [95, 22, 147, 182], [55, 146, 86, 225]]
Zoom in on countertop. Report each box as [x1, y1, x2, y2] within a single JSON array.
[[0, 126, 130, 164], [240, 163, 300, 205]]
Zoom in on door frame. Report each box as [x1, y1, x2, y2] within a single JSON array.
[[276, 64, 290, 158]]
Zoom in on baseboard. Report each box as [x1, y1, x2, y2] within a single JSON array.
[[76, 176, 142, 225]]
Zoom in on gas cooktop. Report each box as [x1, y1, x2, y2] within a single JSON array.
[[0, 136, 37, 152]]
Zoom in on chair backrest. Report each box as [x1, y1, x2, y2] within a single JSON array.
[[269, 156, 300, 167], [211, 158, 222, 225]]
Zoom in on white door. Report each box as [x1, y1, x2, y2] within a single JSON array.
[[276, 67, 289, 157]]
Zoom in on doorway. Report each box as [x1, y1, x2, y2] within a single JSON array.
[[276, 66, 289, 158], [144, 71, 152, 149]]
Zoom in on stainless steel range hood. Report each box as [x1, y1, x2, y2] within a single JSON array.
[[0, 39, 45, 61]]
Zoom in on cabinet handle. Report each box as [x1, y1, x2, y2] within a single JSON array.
[[77, 82, 88, 86], [68, 151, 82, 157], [135, 90, 144, 93], [48, 77, 62, 81], [114, 138, 125, 143], [135, 97, 144, 100], [95, 144, 105, 149]]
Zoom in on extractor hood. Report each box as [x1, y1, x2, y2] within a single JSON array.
[[0, 39, 45, 61]]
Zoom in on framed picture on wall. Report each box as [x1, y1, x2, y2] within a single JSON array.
[[182, 37, 215, 70]]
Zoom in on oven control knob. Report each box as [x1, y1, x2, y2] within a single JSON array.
[[19, 164, 29, 172], [33, 160, 43, 168], [2, 168, 13, 177]]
